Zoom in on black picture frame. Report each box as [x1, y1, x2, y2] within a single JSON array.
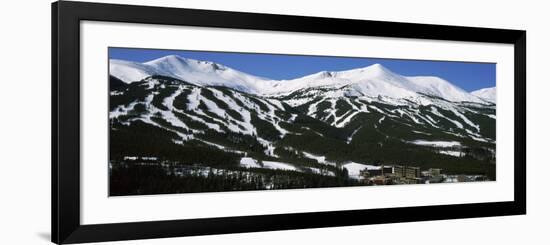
[[52, 1, 526, 244]]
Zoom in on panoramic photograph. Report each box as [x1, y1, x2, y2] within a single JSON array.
[[108, 47, 496, 196]]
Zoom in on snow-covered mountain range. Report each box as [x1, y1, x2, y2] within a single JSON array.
[[110, 55, 494, 104], [109, 55, 496, 182]]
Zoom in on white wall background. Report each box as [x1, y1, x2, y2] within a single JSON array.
[[0, 0, 546, 244]]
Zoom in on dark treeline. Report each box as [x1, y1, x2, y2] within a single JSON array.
[[109, 163, 359, 196]]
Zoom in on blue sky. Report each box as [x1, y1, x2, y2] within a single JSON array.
[[109, 47, 495, 92]]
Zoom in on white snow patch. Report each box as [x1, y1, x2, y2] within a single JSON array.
[[368, 105, 385, 114], [302, 152, 337, 166], [289, 114, 298, 122], [346, 126, 362, 144], [257, 137, 278, 157], [470, 136, 490, 143], [439, 150, 463, 157], [186, 87, 202, 111], [412, 130, 431, 135], [410, 140, 461, 148], [262, 161, 298, 171], [378, 116, 386, 124], [110, 101, 138, 119], [334, 111, 360, 128], [342, 162, 381, 180], [240, 157, 262, 168]]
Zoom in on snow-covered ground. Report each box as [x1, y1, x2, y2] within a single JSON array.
[[342, 162, 381, 180], [302, 152, 336, 166], [438, 150, 463, 157], [262, 161, 298, 171], [410, 140, 461, 148], [471, 87, 496, 103], [240, 157, 262, 168], [239, 157, 298, 172], [412, 130, 431, 135], [239, 157, 336, 176]]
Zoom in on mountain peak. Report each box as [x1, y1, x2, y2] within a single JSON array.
[[147, 55, 228, 71], [344, 63, 396, 78], [146, 55, 189, 65], [164, 54, 183, 60], [361, 63, 394, 74], [368, 63, 386, 70], [471, 87, 496, 103]]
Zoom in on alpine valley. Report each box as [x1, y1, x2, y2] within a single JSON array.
[[108, 55, 496, 196]]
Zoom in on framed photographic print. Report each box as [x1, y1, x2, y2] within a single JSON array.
[[52, 1, 526, 244]]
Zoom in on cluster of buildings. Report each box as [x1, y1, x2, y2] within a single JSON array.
[[359, 165, 487, 185]]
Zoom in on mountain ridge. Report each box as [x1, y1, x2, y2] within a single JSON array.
[[110, 55, 489, 104]]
